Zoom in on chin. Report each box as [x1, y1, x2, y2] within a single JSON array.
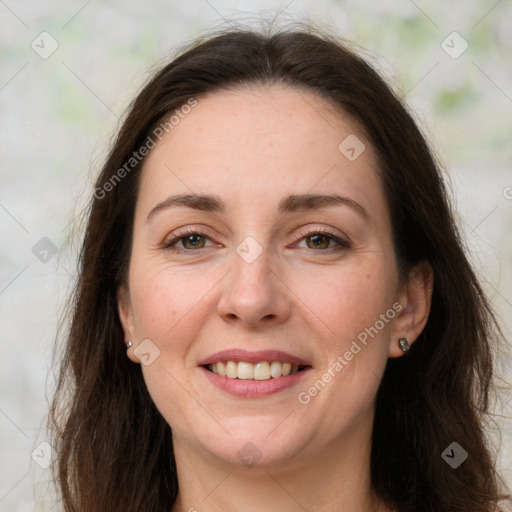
[[188, 418, 314, 470]]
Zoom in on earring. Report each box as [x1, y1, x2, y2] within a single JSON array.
[[125, 341, 132, 349], [398, 337, 410, 353]]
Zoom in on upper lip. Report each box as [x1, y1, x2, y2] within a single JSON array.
[[198, 349, 311, 367]]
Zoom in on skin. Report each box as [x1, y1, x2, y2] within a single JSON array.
[[118, 86, 433, 512]]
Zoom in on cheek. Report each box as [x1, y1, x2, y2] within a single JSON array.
[[128, 261, 221, 434], [296, 267, 395, 403], [129, 258, 220, 341], [290, 259, 396, 352], [282, 263, 396, 443]]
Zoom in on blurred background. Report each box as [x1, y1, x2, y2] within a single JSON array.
[[1, 0, 511, 510]]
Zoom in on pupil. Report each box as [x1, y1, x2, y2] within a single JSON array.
[[186, 235, 202, 247], [311, 235, 327, 247]]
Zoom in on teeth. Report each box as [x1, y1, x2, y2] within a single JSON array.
[[270, 361, 282, 378], [216, 361, 226, 377], [226, 361, 238, 378], [208, 361, 303, 380], [253, 361, 270, 380], [237, 362, 254, 380]]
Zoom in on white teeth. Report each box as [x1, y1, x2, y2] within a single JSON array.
[[253, 361, 270, 380], [270, 361, 282, 378], [237, 361, 254, 380], [208, 360, 305, 380], [226, 361, 238, 379], [216, 361, 226, 377]]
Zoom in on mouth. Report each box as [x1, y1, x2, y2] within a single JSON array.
[[204, 360, 310, 380], [198, 349, 312, 397]]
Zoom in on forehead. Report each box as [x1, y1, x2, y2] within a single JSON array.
[[137, 86, 384, 218]]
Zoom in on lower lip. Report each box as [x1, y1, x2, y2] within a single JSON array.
[[199, 366, 311, 398]]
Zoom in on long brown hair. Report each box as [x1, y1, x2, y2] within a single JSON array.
[[48, 21, 512, 511]]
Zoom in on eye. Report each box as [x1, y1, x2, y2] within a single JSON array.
[[162, 229, 215, 251], [295, 229, 351, 252], [162, 228, 351, 253]]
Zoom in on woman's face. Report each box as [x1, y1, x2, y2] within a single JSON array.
[[118, 86, 424, 469]]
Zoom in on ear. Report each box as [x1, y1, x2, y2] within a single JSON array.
[[388, 261, 434, 358], [117, 284, 140, 363]]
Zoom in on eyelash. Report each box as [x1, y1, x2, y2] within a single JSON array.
[[162, 227, 351, 254]]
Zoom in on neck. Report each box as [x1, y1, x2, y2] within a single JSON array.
[[170, 408, 391, 512]]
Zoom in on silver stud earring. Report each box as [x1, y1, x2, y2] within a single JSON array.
[[125, 341, 132, 349], [398, 337, 410, 353]]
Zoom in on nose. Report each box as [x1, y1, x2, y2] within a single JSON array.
[[216, 245, 292, 328]]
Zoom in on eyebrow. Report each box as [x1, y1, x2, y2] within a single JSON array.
[[146, 193, 370, 222]]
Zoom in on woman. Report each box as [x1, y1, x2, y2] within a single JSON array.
[[48, 22, 512, 512]]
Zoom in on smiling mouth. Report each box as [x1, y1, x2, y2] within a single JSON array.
[[204, 361, 310, 380]]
